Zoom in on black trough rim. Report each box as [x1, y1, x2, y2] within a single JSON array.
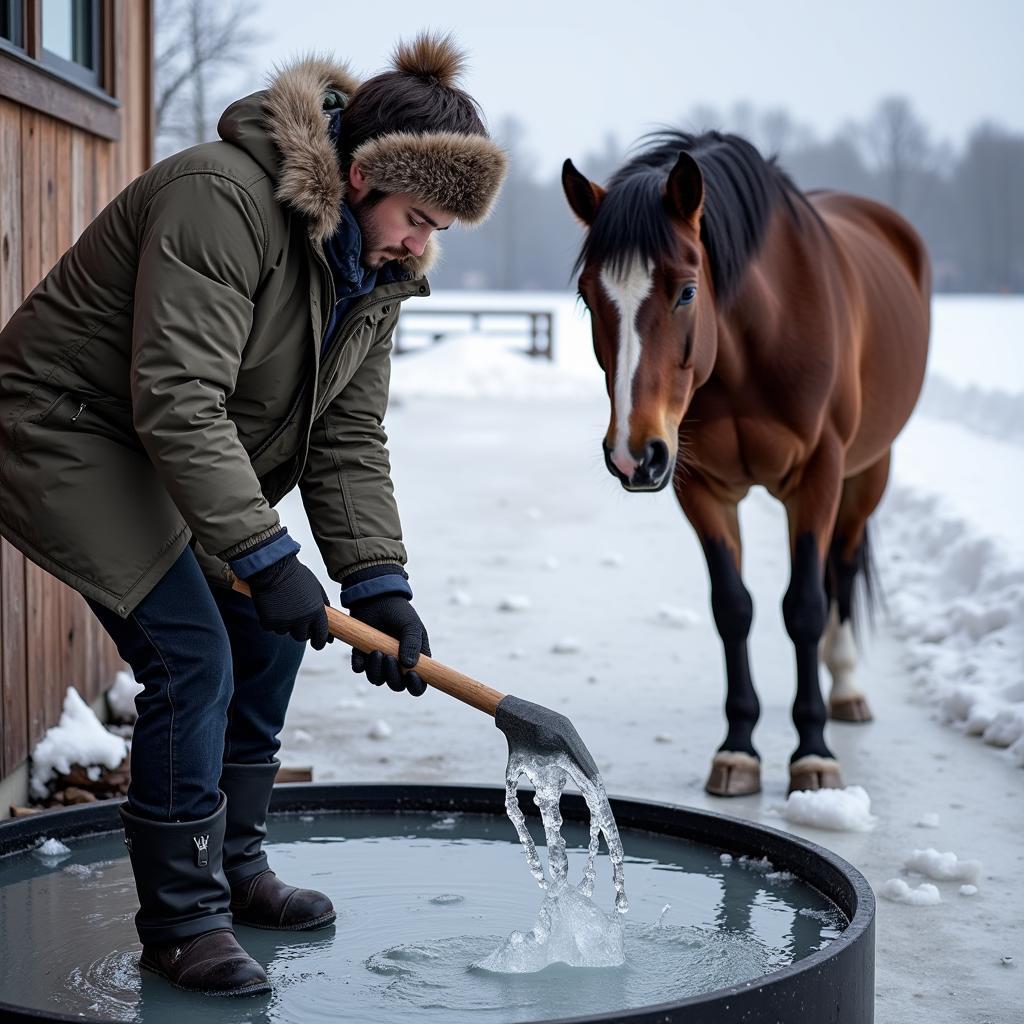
[[0, 783, 876, 1024]]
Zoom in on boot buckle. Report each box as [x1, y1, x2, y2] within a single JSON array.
[[193, 833, 210, 867]]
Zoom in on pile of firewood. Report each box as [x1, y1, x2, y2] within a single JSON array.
[[10, 762, 312, 817]]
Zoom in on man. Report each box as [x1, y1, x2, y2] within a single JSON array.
[[0, 33, 506, 996]]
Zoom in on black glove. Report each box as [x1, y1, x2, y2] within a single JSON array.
[[347, 593, 431, 697], [247, 552, 332, 650]]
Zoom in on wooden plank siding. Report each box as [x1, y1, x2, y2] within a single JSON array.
[[0, 2, 153, 786]]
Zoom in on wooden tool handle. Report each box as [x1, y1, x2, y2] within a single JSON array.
[[231, 580, 505, 716]]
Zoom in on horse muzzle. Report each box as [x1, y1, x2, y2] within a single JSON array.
[[603, 439, 673, 492]]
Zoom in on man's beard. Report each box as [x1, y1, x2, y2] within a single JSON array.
[[350, 196, 407, 269]]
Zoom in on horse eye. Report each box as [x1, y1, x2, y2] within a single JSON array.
[[676, 285, 697, 307]]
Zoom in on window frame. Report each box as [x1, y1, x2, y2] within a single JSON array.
[[0, 0, 120, 141]]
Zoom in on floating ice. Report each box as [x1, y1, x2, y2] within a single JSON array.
[[915, 812, 941, 829], [903, 848, 982, 884], [429, 894, 465, 906], [291, 728, 313, 744], [778, 786, 877, 832], [476, 884, 625, 973], [654, 734, 673, 744], [959, 885, 978, 896], [880, 879, 942, 906], [336, 697, 366, 710], [368, 720, 393, 741], [30, 688, 128, 799], [498, 595, 531, 612], [36, 838, 71, 857], [719, 853, 734, 865], [449, 590, 473, 606]]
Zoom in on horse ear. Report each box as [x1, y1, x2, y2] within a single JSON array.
[[664, 152, 704, 226], [562, 159, 605, 226]]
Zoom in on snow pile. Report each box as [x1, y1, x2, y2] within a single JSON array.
[[105, 670, 142, 723], [881, 879, 942, 906], [30, 688, 128, 799], [903, 848, 982, 884], [879, 483, 1024, 768], [959, 885, 979, 897], [778, 786, 877, 832], [878, 297, 1024, 768]]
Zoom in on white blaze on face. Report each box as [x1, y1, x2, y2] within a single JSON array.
[[600, 258, 654, 478]]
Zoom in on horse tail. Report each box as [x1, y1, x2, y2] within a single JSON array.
[[825, 522, 884, 637]]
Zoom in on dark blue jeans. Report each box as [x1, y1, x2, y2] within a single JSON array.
[[87, 546, 306, 822]]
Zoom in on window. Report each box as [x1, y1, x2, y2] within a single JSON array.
[[41, 0, 100, 88], [0, 0, 120, 140], [1, 0, 25, 49]]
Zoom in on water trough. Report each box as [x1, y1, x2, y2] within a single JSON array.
[[0, 783, 875, 1023]]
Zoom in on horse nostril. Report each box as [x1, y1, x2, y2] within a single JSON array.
[[644, 439, 670, 479]]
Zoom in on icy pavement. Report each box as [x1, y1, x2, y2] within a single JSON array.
[[276, 388, 1022, 1024]]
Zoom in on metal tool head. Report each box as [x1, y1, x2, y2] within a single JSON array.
[[495, 694, 602, 781]]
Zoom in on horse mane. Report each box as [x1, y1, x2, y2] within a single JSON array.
[[575, 130, 814, 303]]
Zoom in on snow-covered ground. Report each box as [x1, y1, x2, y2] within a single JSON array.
[[276, 292, 1023, 1023], [61, 292, 1018, 1020]]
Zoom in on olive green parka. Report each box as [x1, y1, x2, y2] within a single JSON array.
[[0, 57, 432, 616]]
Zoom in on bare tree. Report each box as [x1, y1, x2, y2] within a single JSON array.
[[155, 0, 264, 158], [858, 96, 932, 211]]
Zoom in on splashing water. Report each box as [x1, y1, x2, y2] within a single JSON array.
[[478, 747, 629, 972]]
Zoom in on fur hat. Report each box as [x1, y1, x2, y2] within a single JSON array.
[[349, 34, 507, 225]]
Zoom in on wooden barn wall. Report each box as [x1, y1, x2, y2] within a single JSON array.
[[0, 2, 153, 782]]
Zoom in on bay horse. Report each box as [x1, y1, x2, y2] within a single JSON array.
[[562, 131, 930, 796]]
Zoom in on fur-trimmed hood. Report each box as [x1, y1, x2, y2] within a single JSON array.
[[219, 56, 443, 272]]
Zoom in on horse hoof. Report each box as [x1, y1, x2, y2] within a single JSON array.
[[829, 695, 874, 723], [788, 755, 843, 794], [705, 751, 761, 797]]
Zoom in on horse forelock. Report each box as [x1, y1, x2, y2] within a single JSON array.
[[574, 130, 811, 305]]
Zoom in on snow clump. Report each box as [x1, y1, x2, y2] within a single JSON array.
[[105, 670, 143, 723], [779, 786, 877, 832], [903, 848, 982, 884], [31, 687, 128, 799], [881, 879, 942, 906]]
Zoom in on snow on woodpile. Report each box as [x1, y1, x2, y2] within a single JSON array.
[[30, 687, 128, 799]]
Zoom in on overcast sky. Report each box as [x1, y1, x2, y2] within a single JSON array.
[[238, 0, 1022, 178]]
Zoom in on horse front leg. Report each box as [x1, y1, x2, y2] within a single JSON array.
[[676, 476, 761, 797], [782, 441, 845, 793]]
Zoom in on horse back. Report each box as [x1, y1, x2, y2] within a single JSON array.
[[807, 192, 932, 473]]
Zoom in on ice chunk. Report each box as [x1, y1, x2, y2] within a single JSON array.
[[719, 853, 733, 865], [542, 555, 560, 571], [959, 884, 978, 896], [476, 885, 625, 973], [915, 812, 941, 829], [779, 786, 877, 832], [498, 594, 531, 612], [30, 688, 128, 799], [903, 848, 982, 883], [291, 729, 313, 744], [36, 838, 71, 857], [600, 553, 624, 567], [449, 589, 473, 606], [881, 879, 942, 906]]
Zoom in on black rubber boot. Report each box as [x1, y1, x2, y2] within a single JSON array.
[[120, 794, 270, 996], [220, 760, 336, 931]]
